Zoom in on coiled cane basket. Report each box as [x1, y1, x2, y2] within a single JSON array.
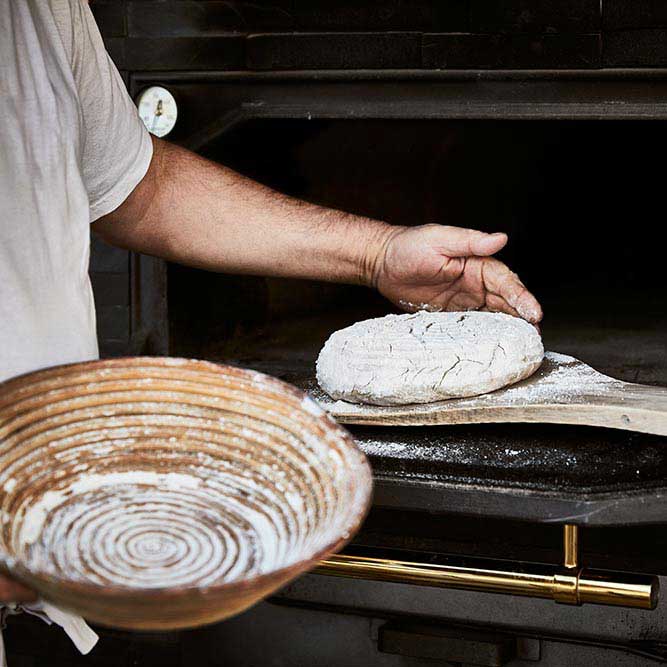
[[0, 357, 372, 630]]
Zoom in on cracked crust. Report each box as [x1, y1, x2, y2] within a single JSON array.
[[316, 311, 544, 406]]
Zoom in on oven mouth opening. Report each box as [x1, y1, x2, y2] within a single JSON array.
[[166, 117, 665, 390]]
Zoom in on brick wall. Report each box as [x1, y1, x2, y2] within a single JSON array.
[[90, 236, 131, 357]]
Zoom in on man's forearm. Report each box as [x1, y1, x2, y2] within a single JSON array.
[[94, 137, 398, 286]]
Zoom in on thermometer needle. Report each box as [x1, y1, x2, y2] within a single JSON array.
[[150, 99, 163, 133]]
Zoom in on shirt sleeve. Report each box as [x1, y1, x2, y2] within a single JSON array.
[[54, 0, 153, 222]]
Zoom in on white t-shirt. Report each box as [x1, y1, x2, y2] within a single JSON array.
[[0, 0, 152, 381]]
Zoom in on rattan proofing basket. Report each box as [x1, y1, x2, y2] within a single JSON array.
[[0, 357, 372, 630]]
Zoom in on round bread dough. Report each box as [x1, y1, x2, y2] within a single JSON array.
[[316, 311, 544, 405]]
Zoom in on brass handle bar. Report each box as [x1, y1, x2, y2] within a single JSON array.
[[315, 554, 658, 610]]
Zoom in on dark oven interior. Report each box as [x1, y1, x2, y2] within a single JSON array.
[[162, 113, 667, 546], [168, 117, 666, 388]]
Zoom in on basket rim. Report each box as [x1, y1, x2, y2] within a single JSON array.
[[0, 356, 373, 599]]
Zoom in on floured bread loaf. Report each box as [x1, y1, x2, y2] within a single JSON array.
[[316, 311, 544, 405]]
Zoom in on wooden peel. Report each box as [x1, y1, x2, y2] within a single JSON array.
[[315, 352, 667, 436]]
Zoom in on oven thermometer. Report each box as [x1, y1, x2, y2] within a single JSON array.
[[136, 86, 178, 138]]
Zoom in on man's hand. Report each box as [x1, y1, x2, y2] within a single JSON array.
[[0, 574, 36, 603], [371, 224, 542, 323]]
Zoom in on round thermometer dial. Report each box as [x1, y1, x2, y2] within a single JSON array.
[[136, 86, 178, 138]]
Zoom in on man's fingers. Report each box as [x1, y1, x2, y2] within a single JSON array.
[[447, 291, 485, 312], [481, 295, 521, 319], [482, 258, 543, 323], [0, 576, 37, 603], [429, 226, 508, 258], [472, 231, 508, 257]]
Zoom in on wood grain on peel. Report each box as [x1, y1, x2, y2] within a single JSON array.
[[0, 358, 372, 630], [317, 353, 667, 436]]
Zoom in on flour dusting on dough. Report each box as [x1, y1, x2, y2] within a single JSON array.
[[316, 311, 544, 405]]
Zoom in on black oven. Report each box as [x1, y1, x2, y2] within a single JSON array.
[[78, 2, 667, 665]]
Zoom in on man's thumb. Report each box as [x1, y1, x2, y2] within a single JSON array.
[[432, 226, 508, 257]]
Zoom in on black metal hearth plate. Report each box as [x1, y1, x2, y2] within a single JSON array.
[[347, 422, 667, 525], [352, 422, 665, 493]]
